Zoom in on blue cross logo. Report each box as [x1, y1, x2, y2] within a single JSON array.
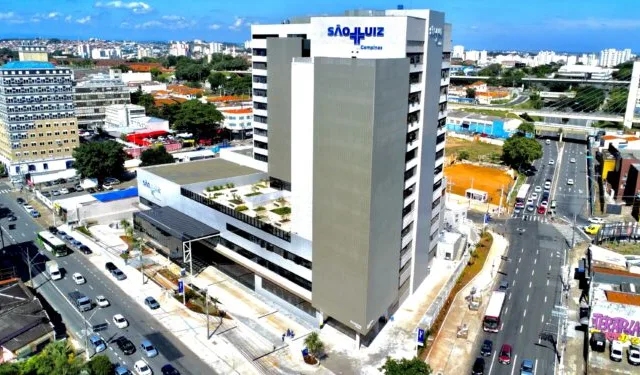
[[349, 28, 366, 45]]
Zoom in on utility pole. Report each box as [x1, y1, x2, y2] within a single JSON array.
[[206, 287, 210, 339], [571, 212, 577, 249], [498, 185, 505, 215]]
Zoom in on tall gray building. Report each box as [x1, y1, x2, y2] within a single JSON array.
[[74, 69, 130, 130]]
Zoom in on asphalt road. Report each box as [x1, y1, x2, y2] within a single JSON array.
[[0, 182, 213, 375], [553, 139, 591, 225]]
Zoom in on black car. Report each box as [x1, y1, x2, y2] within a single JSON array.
[[105, 262, 117, 272], [498, 280, 509, 292], [161, 364, 180, 375], [79, 245, 92, 255], [480, 339, 493, 357], [144, 296, 160, 310], [8, 215, 17, 222], [48, 226, 58, 234], [115, 336, 135, 355], [16, 197, 25, 204], [472, 357, 485, 375], [111, 268, 127, 280]]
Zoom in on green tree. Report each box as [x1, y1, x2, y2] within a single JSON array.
[[457, 150, 470, 161], [175, 61, 210, 82], [612, 61, 634, 80], [502, 136, 543, 168], [517, 122, 535, 135], [171, 100, 224, 140], [478, 63, 501, 77], [528, 92, 544, 109], [87, 355, 113, 375], [570, 86, 605, 112], [72, 141, 126, 186], [604, 87, 629, 114], [140, 145, 175, 167], [150, 67, 162, 80], [379, 357, 432, 375], [112, 64, 131, 72], [208, 72, 227, 89], [223, 74, 252, 95], [21, 340, 85, 375], [209, 54, 250, 71], [0, 363, 21, 375], [466, 88, 476, 99], [137, 93, 159, 117], [0, 47, 18, 62], [303, 332, 325, 359], [120, 219, 133, 238], [130, 87, 143, 105]]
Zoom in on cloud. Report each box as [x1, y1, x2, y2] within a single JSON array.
[[0, 12, 16, 20], [0, 12, 25, 24], [229, 17, 244, 30], [208, 23, 221, 30], [95, 1, 151, 14], [65, 15, 73, 22], [127, 16, 196, 30], [76, 16, 92, 24], [46, 12, 61, 19], [546, 17, 640, 30], [161, 15, 182, 21]]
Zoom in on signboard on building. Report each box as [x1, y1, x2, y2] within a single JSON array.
[[590, 302, 640, 344]]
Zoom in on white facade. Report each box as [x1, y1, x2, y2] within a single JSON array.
[[126, 82, 167, 93], [556, 65, 615, 80], [567, 55, 577, 66], [452, 45, 464, 59], [220, 108, 253, 134], [465, 50, 479, 62], [600, 48, 634, 68], [579, 53, 599, 67], [121, 72, 153, 85], [104, 104, 146, 128], [169, 42, 189, 57], [479, 50, 488, 64]]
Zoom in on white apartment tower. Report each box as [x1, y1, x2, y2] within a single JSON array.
[[600, 48, 634, 68], [249, 7, 450, 343]]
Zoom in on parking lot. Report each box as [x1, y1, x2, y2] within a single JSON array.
[[36, 176, 137, 202]]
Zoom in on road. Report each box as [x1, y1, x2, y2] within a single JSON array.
[[0, 183, 214, 375], [553, 138, 591, 225]]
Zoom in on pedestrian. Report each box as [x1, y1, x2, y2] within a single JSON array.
[[282, 333, 285, 342]]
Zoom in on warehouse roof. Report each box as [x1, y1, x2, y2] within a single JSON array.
[[142, 157, 261, 185]]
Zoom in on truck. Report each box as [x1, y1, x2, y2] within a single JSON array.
[[46, 261, 62, 281], [68, 291, 92, 312]]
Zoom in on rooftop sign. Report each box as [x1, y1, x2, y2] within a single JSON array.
[[327, 25, 385, 50]]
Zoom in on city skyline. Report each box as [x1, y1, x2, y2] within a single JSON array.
[[0, 0, 637, 51]]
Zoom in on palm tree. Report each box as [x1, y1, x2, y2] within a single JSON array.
[[120, 219, 133, 238], [303, 331, 325, 359]]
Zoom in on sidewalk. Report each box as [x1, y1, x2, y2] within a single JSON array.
[[448, 193, 506, 215], [426, 232, 508, 374]]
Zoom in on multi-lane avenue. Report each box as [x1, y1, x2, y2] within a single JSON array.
[[0, 182, 213, 375]]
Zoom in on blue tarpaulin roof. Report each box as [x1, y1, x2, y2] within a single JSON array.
[[1, 61, 56, 69], [92, 187, 138, 203]]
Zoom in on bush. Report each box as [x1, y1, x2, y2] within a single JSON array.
[[245, 192, 262, 197], [271, 207, 291, 215], [235, 205, 248, 212], [255, 206, 266, 211], [76, 226, 93, 237]]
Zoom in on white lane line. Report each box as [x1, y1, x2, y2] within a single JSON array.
[[513, 280, 517, 287], [549, 265, 551, 271], [534, 258, 537, 265], [534, 359, 538, 375], [526, 294, 529, 302], [518, 256, 522, 263], [21, 233, 25, 237], [536, 249, 539, 255], [532, 269, 535, 276], [545, 296, 548, 303], [546, 279, 550, 286], [510, 354, 518, 375], [488, 350, 497, 375], [89, 285, 94, 290], [521, 248, 524, 253], [505, 306, 509, 315], [516, 268, 519, 275], [529, 281, 532, 288], [541, 314, 545, 323], [519, 325, 523, 333], [523, 309, 527, 317], [508, 292, 512, 300], [500, 322, 504, 331]]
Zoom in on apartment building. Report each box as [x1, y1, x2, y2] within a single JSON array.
[[0, 46, 79, 177], [137, 7, 450, 346], [74, 69, 130, 130]]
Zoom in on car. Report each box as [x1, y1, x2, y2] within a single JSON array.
[[113, 314, 129, 328], [520, 359, 534, 375], [16, 197, 25, 204], [96, 295, 109, 308], [570, 158, 576, 163], [105, 177, 121, 185], [534, 186, 542, 193], [30, 210, 41, 218], [514, 207, 521, 214], [537, 205, 546, 214], [542, 191, 550, 200], [531, 192, 538, 200], [52, 190, 61, 196], [57, 231, 66, 238], [114, 366, 133, 375], [105, 262, 118, 272], [134, 360, 152, 375], [498, 281, 509, 292], [42, 192, 52, 198], [72, 272, 86, 285], [79, 245, 92, 254], [472, 357, 485, 375], [23, 204, 34, 213], [549, 159, 555, 165], [70, 239, 82, 247], [48, 226, 58, 234], [526, 205, 535, 212], [480, 339, 493, 357], [74, 185, 84, 192], [526, 198, 534, 205], [140, 340, 158, 358], [545, 139, 551, 145], [112, 268, 127, 280], [499, 344, 512, 364], [144, 296, 160, 310], [588, 217, 605, 224], [8, 215, 17, 222], [611, 340, 623, 362], [89, 335, 106, 353], [161, 364, 180, 375], [584, 224, 601, 235], [116, 336, 136, 355], [540, 199, 548, 207], [59, 188, 69, 194], [544, 181, 551, 190], [629, 344, 640, 365]]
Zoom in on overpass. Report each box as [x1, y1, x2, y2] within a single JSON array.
[[450, 75, 631, 85]]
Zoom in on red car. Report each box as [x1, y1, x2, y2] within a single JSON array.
[[537, 205, 546, 214], [499, 344, 512, 365]]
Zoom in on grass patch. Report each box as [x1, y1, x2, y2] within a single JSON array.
[[445, 137, 502, 163], [255, 206, 266, 211], [235, 205, 248, 212], [245, 192, 262, 197], [158, 268, 179, 284], [507, 172, 526, 207], [271, 206, 291, 216], [420, 232, 493, 359], [458, 108, 522, 120], [600, 242, 640, 256], [76, 226, 93, 237]]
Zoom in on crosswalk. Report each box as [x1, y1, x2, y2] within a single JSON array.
[[0, 188, 17, 194], [512, 213, 550, 223]]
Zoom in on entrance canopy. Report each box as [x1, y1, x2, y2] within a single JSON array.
[[134, 206, 219, 242]]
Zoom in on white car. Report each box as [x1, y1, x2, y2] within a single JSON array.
[[588, 217, 606, 224], [534, 186, 542, 193], [567, 179, 574, 185], [96, 295, 109, 308], [544, 181, 552, 190], [629, 344, 640, 365], [113, 314, 129, 329], [549, 159, 555, 165], [527, 205, 535, 212], [72, 272, 86, 285], [545, 139, 551, 145], [531, 192, 538, 200], [611, 340, 623, 362], [59, 188, 69, 194], [527, 198, 534, 205], [134, 360, 152, 375], [570, 158, 576, 163]]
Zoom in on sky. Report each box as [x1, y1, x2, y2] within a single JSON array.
[[0, 0, 639, 52]]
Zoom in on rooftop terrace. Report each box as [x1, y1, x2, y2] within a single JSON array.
[[143, 158, 262, 186]]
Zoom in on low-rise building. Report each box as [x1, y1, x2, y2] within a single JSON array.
[[605, 145, 640, 203], [446, 110, 521, 139], [556, 65, 615, 80], [74, 69, 131, 130], [104, 104, 146, 128], [221, 108, 253, 140]]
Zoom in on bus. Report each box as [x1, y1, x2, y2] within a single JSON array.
[[483, 291, 506, 332], [37, 231, 68, 257], [515, 184, 531, 206]]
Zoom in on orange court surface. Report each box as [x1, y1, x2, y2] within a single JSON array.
[[444, 163, 514, 205]]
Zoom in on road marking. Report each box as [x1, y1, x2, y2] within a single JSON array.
[[505, 306, 509, 315], [500, 322, 504, 331], [488, 350, 497, 375], [529, 281, 532, 288], [534, 359, 538, 375], [513, 280, 516, 287], [549, 265, 551, 271], [89, 285, 94, 290], [532, 269, 535, 276], [534, 258, 537, 265], [21, 233, 25, 237], [508, 292, 512, 300], [521, 248, 524, 253], [518, 256, 521, 263], [536, 249, 539, 255], [510, 354, 518, 375], [545, 296, 547, 303], [546, 279, 549, 286], [541, 314, 545, 323], [523, 309, 527, 317], [516, 268, 519, 274], [519, 324, 523, 333], [526, 294, 529, 302]]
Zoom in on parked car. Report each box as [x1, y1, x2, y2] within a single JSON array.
[[534, 186, 541, 193], [74, 185, 84, 192], [545, 139, 551, 145], [629, 344, 640, 365], [96, 295, 109, 308], [79, 245, 92, 254], [498, 281, 509, 292], [584, 224, 602, 235], [548, 159, 555, 165], [544, 181, 551, 190], [16, 197, 25, 204], [480, 339, 493, 357], [570, 158, 576, 163], [105, 262, 118, 272], [116, 336, 136, 355], [611, 340, 623, 361], [59, 188, 69, 194], [30, 210, 41, 218], [105, 177, 121, 185], [112, 268, 127, 280], [499, 344, 512, 365], [161, 364, 180, 375], [144, 296, 160, 310], [114, 366, 132, 375], [89, 335, 106, 353], [8, 215, 17, 221], [472, 357, 485, 375], [134, 360, 152, 375], [537, 205, 546, 214], [48, 226, 58, 234], [113, 314, 129, 329], [531, 192, 538, 200], [140, 340, 158, 358], [588, 217, 605, 224], [526, 205, 535, 212], [520, 359, 534, 375], [52, 190, 61, 196]]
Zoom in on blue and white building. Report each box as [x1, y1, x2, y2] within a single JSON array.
[[446, 110, 521, 139]]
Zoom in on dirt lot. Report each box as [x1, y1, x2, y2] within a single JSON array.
[[444, 163, 514, 205], [445, 137, 502, 163]]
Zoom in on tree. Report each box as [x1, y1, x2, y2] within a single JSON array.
[[175, 61, 210, 82], [457, 150, 470, 161], [208, 72, 227, 89], [0, 363, 21, 375], [120, 219, 133, 238], [112, 64, 131, 73], [223, 74, 252, 95], [613, 61, 633, 80], [528, 92, 544, 109], [150, 67, 161, 80], [466, 88, 476, 99], [137, 93, 159, 117], [303, 332, 325, 359], [171, 100, 224, 140], [72, 141, 126, 186], [21, 341, 85, 375], [517, 122, 535, 135], [478, 63, 501, 77], [88, 355, 113, 375], [604, 87, 629, 114], [130, 87, 143, 105], [502, 136, 543, 169], [379, 357, 432, 375], [140, 145, 175, 167]]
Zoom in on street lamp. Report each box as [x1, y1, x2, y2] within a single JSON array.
[[83, 308, 100, 360]]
